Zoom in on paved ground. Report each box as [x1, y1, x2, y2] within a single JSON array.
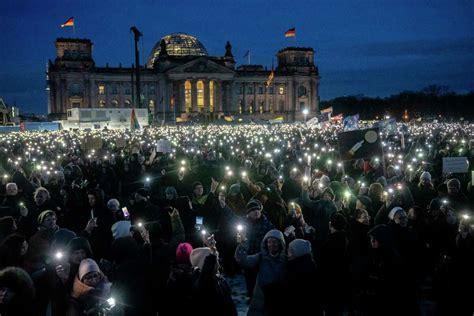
[[226, 274, 249, 316]]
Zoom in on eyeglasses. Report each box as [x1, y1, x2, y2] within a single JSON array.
[[82, 272, 101, 281]]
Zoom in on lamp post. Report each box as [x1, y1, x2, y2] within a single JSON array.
[[302, 108, 309, 122]]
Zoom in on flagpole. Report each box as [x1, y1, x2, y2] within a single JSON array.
[[248, 49, 251, 65]]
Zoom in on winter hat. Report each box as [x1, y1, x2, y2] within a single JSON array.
[[52, 228, 76, 250], [190, 247, 213, 270], [288, 239, 312, 259], [329, 212, 347, 231], [420, 171, 432, 182], [246, 199, 263, 214], [357, 195, 372, 210], [106, 199, 120, 211], [376, 176, 388, 188], [67, 237, 93, 257], [228, 183, 241, 196], [388, 206, 404, 220], [368, 224, 394, 248], [319, 175, 331, 188], [176, 243, 193, 265], [78, 258, 101, 281], [322, 187, 335, 200], [111, 221, 132, 239], [37, 210, 55, 225]]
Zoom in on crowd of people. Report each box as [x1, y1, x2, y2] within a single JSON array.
[[0, 121, 472, 316]]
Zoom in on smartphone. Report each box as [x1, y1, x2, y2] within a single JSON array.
[[196, 216, 203, 225], [122, 207, 130, 218]]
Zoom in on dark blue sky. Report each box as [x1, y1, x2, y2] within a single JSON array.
[[1, 0, 473, 113]]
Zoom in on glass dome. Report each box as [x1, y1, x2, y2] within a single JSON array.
[[147, 33, 208, 67]]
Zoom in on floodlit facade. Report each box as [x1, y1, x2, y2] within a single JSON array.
[[47, 33, 320, 122]]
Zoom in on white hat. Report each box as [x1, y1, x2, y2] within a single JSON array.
[[388, 207, 404, 220], [420, 171, 431, 182], [78, 258, 101, 281], [107, 198, 120, 211], [288, 239, 312, 259]]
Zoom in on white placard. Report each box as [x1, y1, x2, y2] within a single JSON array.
[[442, 157, 469, 174], [156, 139, 172, 153]]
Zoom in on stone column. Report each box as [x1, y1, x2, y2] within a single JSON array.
[[203, 79, 210, 114], [179, 80, 185, 113], [191, 80, 198, 113], [216, 81, 223, 113]]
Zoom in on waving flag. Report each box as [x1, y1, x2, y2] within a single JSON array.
[[130, 108, 140, 130], [321, 106, 333, 114], [285, 27, 296, 37], [61, 17, 74, 28], [343, 114, 359, 131]]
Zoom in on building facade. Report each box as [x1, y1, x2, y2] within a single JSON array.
[[47, 33, 320, 122]]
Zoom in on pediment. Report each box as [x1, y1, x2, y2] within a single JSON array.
[[166, 57, 234, 75]]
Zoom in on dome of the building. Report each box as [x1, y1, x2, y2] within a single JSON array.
[[147, 33, 208, 67]]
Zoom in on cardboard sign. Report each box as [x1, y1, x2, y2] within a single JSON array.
[[156, 139, 172, 153], [442, 157, 469, 174], [338, 128, 382, 161], [81, 136, 103, 152]]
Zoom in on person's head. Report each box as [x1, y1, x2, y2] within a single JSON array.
[[176, 243, 193, 265], [419, 171, 432, 186], [368, 183, 384, 202], [33, 187, 50, 206], [263, 230, 285, 256], [228, 183, 241, 197], [0, 234, 28, 264], [0, 267, 35, 306], [37, 210, 57, 231], [407, 206, 424, 221], [288, 202, 302, 218], [389, 207, 408, 227], [67, 237, 92, 265], [287, 239, 312, 260], [322, 187, 335, 201], [356, 195, 372, 212], [5, 183, 18, 196], [192, 182, 204, 197], [368, 224, 393, 249], [165, 186, 178, 201], [78, 259, 103, 287], [246, 199, 263, 221], [355, 209, 370, 226], [106, 199, 120, 212], [447, 178, 461, 195], [329, 212, 347, 233]]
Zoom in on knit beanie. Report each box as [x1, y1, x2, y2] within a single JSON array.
[[106, 199, 120, 211], [111, 221, 132, 239], [67, 237, 93, 257], [246, 199, 263, 214], [37, 210, 55, 225], [228, 183, 241, 196], [176, 243, 193, 265], [78, 258, 101, 281], [288, 239, 312, 259], [190, 247, 213, 270], [420, 171, 431, 182], [388, 206, 404, 220]]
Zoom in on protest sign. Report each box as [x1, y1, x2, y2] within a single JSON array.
[[156, 139, 172, 153], [442, 157, 469, 174]]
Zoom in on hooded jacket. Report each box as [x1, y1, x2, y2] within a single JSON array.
[[235, 229, 287, 316]]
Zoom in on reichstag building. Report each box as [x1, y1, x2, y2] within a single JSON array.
[[47, 33, 320, 121]]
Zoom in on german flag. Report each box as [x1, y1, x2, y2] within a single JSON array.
[[284, 27, 296, 37], [61, 17, 74, 28], [265, 70, 274, 87]]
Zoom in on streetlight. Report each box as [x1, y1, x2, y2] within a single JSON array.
[[302, 108, 309, 122]]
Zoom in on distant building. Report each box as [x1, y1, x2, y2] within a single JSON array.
[[47, 33, 320, 122], [62, 108, 149, 130]]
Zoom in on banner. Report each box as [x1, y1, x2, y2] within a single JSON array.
[[338, 128, 382, 160], [374, 118, 397, 135], [442, 157, 469, 174], [343, 114, 359, 131]]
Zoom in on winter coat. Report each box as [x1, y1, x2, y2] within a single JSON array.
[[235, 229, 287, 316], [192, 254, 237, 316], [245, 215, 275, 255], [300, 191, 337, 245], [164, 263, 195, 316], [67, 275, 111, 316]]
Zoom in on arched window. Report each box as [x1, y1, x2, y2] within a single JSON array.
[[209, 80, 214, 113], [278, 100, 285, 112], [99, 100, 106, 107], [185, 80, 192, 113], [149, 100, 155, 112], [111, 100, 119, 107], [197, 80, 204, 112], [124, 99, 131, 107]]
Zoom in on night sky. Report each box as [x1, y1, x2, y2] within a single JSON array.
[[1, 0, 473, 114]]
